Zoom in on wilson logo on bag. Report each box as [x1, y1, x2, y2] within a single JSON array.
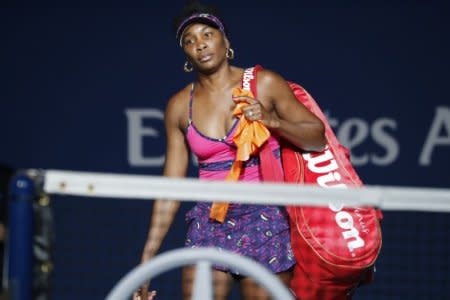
[[302, 146, 366, 255]]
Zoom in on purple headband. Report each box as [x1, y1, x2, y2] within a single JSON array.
[[176, 13, 226, 47]]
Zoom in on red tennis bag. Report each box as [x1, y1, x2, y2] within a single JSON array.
[[282, 83, 382, 300], [248, 66, 383, 300]]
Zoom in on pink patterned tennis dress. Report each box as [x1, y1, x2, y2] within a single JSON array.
[[184, 84, 295, 274]]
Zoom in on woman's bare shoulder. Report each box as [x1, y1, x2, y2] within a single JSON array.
[[257, 68, 286, 88], [166, 83, 192, 113], [165, 83, 192, 125], [167, 83, 192, 107], [255, 68, 292, 104]]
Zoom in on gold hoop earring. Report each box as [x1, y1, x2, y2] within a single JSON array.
[[184, 61, 193, 73], [226, 48, 235, 60]]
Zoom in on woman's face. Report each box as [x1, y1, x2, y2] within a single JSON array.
[[181, 23, 229, 72]]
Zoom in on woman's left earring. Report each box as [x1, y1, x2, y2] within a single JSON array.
[[226, 48, 235, 60], [184, 61, 193, 72]]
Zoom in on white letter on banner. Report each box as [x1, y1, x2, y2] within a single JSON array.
[[337, 118, 369, 166], [371, 118, 399, 166], [126, 109, 165, 167], [419, 106, 450, 166]]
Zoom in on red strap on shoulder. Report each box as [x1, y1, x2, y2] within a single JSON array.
[[250, 65, 262, 97], [248, 65, 284, 182]]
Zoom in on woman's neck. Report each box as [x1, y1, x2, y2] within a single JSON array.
[[196, 64, 239, 92]]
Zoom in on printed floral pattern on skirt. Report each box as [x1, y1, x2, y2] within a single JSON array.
[[185, 203, 296, 275]]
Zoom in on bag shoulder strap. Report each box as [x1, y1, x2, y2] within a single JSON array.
[[245, 65, 284, 182], [241, 65, 261, 96]]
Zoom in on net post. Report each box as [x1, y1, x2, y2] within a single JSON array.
[[192, 261, 212, 300], [6, 171, 36, 300], [33, 173, 53, 300]]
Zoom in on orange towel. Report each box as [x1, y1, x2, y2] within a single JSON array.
[[209, 88, 271, 222]]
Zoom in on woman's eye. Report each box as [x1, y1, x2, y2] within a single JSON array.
[[184, 39, 193, 45], [204, 32, 213, 38]]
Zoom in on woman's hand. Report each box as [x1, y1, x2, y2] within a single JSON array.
[[133, 251, 157, 300], [133, 284, 157, 300], [232, 96, 280, 128]]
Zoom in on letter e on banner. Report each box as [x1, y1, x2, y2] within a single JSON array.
[[126, 109, 165, 167]]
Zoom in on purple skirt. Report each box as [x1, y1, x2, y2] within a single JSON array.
[[185, 203, 296, 275]]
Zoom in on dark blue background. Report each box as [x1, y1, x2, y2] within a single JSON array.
[[1, 1, 449, 299]]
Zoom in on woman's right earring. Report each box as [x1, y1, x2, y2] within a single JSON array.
[[184, 61, 193, 73]]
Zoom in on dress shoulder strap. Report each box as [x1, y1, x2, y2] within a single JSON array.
[[188, 83, 194, 123]]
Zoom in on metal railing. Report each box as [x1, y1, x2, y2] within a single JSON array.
[[106, 248, 295, 300]]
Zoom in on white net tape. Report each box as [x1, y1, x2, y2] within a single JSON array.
[[43, 170, 450, 212]]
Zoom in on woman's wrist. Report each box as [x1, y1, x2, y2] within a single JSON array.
[[264, 115, 281, 129], [142, 242, 158, 259]]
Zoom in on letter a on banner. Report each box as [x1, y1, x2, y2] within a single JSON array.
[[419, 106, 450, 166]]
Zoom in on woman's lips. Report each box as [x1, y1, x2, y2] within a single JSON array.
[[199, 54, 213, 63]]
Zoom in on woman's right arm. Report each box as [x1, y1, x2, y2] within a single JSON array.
[[141, 94, 189, 261], [134, 95, 189, 299]]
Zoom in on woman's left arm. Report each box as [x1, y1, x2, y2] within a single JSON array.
[[237, 69, 326, 151]]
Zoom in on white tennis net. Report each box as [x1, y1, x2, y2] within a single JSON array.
[[18, 169, 450, 299], [44, 169, 450, 212]]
